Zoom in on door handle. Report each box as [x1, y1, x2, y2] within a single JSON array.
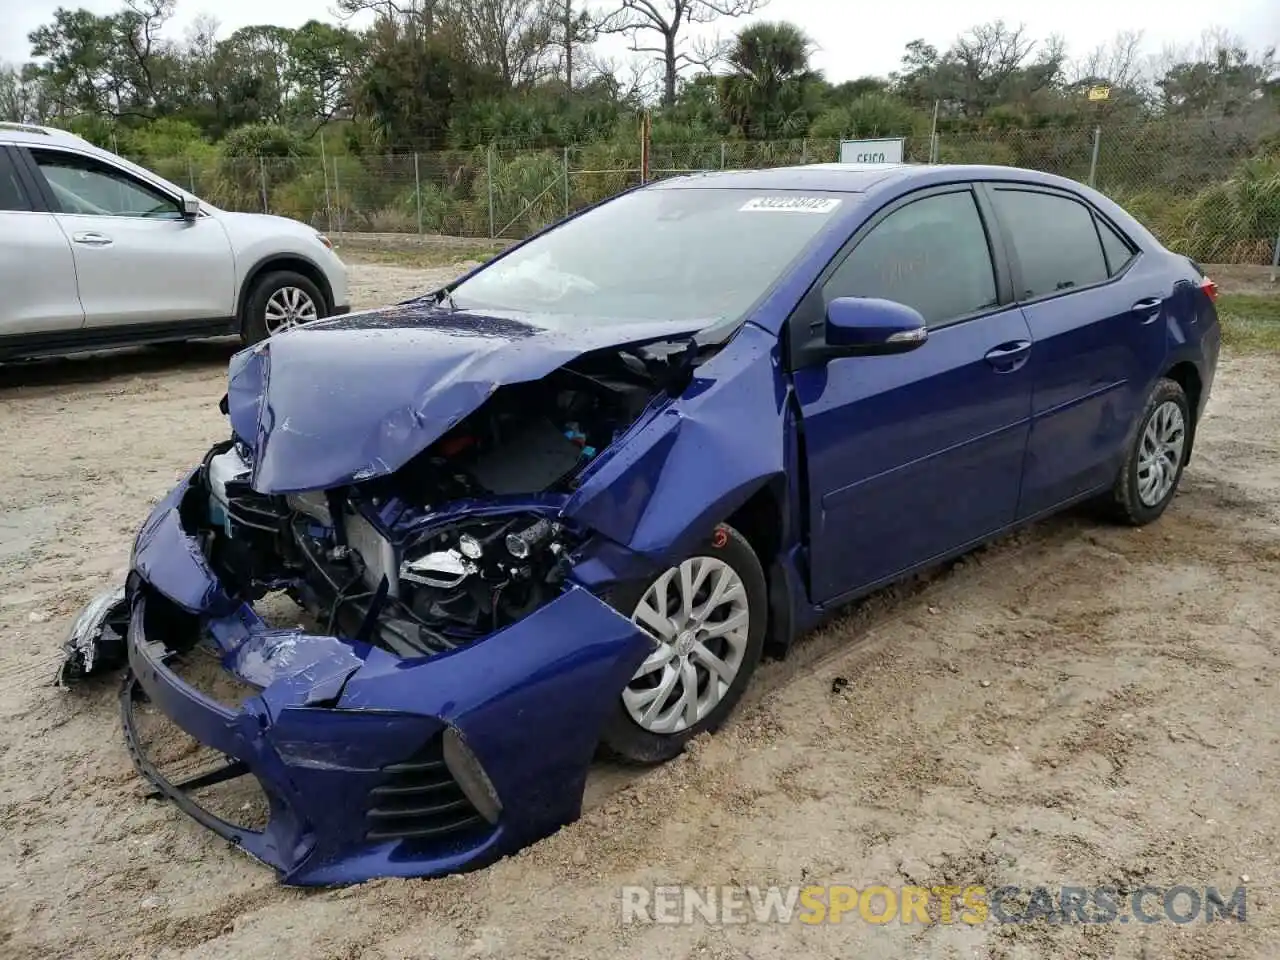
[[1132, 297, 1163, 324], [72, 231, 112, 246], [984, 339, 1032, 372]]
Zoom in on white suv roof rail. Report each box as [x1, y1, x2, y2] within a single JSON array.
[[0, 121, 89, 142], [0, 121, 52, 135]]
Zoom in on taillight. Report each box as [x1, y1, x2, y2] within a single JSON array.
[[1200, 277, 1218, 301]]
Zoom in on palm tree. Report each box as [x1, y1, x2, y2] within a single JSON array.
[[718, 22, 819, 139]]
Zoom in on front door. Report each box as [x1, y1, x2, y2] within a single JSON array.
[[24, 147, 235, 329], [792, 186, 1034, 604]]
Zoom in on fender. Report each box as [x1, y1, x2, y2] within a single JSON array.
[[565, 322, 790, 566], [236, 251, 336, 319]]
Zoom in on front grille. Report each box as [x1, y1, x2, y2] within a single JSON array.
[[364, 735, 485, 841]]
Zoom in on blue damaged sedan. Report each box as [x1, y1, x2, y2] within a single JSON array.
[[62, 162, 1219, 885]]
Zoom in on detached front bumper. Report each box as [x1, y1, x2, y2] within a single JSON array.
[[123, 474, 652, 885]]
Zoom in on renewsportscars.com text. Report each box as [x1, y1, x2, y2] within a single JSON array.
[[620, 884, 1247, 926]]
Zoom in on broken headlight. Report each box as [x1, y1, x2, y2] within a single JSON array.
[[394, 516, 569, 646]]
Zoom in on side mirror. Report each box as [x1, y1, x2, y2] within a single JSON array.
[[824, 296, 928, 355], [180, 195, 201, 220]]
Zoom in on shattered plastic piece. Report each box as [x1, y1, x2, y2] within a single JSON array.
[[57, 585, 129, 686]]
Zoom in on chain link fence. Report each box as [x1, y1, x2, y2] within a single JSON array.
[[136, 120, 1280, 267]]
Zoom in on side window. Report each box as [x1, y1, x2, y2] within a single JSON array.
[[823, 190, 997, 328], [0, 150, 30, 212], [30, 149, 180, 219], [1096, 216, 1136, 276], [992, 189, 1108, 299]]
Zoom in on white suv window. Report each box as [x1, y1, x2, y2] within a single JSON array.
[[0, 151, 30, 211], [31, 149, 181, 220]]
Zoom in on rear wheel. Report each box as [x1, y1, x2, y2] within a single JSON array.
[[241, 271, 326, 346], [1106, 377, 1190, 525], [600, 524, 767, 764]]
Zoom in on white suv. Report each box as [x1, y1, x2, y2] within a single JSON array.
[[0, 122, 349, 361]]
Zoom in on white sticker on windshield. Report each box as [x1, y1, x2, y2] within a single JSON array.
[[739, 196, 841, 213]]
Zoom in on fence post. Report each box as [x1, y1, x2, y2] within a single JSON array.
[[801, 138, 808, 164], [1270, 227, 1280, 285], [1088, 126, 1101, 188], [639, 112, 650, 184], [259, 156, 269, 213], [487, 145, 495, 240], [929, 100, 940, 164], [332, 158, 341, 237], [720, 142, 726, 169], [188, 158, 196, 193], [563, 146, 570, 219], [320, 134, 332, 235], [414, 152, 423, 236]]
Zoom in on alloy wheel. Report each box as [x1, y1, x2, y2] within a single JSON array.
[[264, 286, 319, 334], [1136, 399, 1186, 507], [623, 556, 750, 734]]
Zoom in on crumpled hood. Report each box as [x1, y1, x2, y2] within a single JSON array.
[[227, 300, 703, 494]]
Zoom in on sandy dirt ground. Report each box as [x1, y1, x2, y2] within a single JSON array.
[[2, 260, 1279, 960]]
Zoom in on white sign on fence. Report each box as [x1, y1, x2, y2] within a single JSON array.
[[838, 137, 906, 165]]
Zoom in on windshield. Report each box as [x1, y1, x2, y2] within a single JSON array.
[[449, 187, 847, 326]]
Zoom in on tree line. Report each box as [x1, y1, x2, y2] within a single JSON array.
[[1, 1, 1276, 263], [0, 0, 1276, 154]]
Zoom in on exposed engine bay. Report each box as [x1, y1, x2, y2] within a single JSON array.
[[186, 343, 692, 658]]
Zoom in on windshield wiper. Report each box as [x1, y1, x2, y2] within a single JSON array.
[[433, 287, 458, 311]]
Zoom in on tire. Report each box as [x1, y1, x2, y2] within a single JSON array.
[[241, 271, 327, 346], [1106, 377, 1191, 526], [600, 523, 767, 764]]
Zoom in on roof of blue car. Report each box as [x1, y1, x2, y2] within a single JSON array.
[[653, 162, 1076, 193]]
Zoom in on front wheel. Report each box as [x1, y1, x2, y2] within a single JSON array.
[[1106, 377, 1191, 525], [241, 271, 326, 346], [600, 524, 767, 764]]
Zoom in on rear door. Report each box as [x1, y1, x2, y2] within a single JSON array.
[[21, 146, 235, 329], [792, 186, 1034, 603], [983, 184, 1168, 518], [0, 145, 85, 335]]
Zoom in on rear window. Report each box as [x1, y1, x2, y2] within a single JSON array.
[[449, 187, 846, 327], [992, 188, 1108, 299], [1097, 217, 1136, 276]]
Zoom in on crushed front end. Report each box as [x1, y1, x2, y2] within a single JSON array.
[[69, 316, 711, 884], [118, 471, 652, 883]]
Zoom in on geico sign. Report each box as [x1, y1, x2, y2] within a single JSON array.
[[838, 139, 905, 164]]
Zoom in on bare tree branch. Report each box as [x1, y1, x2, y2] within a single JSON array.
[[595, 0, 766, 105]]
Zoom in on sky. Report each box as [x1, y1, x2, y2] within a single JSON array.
[[1, 0, 1277, 82]]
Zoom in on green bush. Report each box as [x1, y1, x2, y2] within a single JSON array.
[[1177, 156, 1280, 263], [1102, 187, 1190, 245], [809, 95, 919, 141], [472, 151, 569, 238], [570, 142, 639, 206], [937, 137, 1018, 166], [210, 125, 313, 211]]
